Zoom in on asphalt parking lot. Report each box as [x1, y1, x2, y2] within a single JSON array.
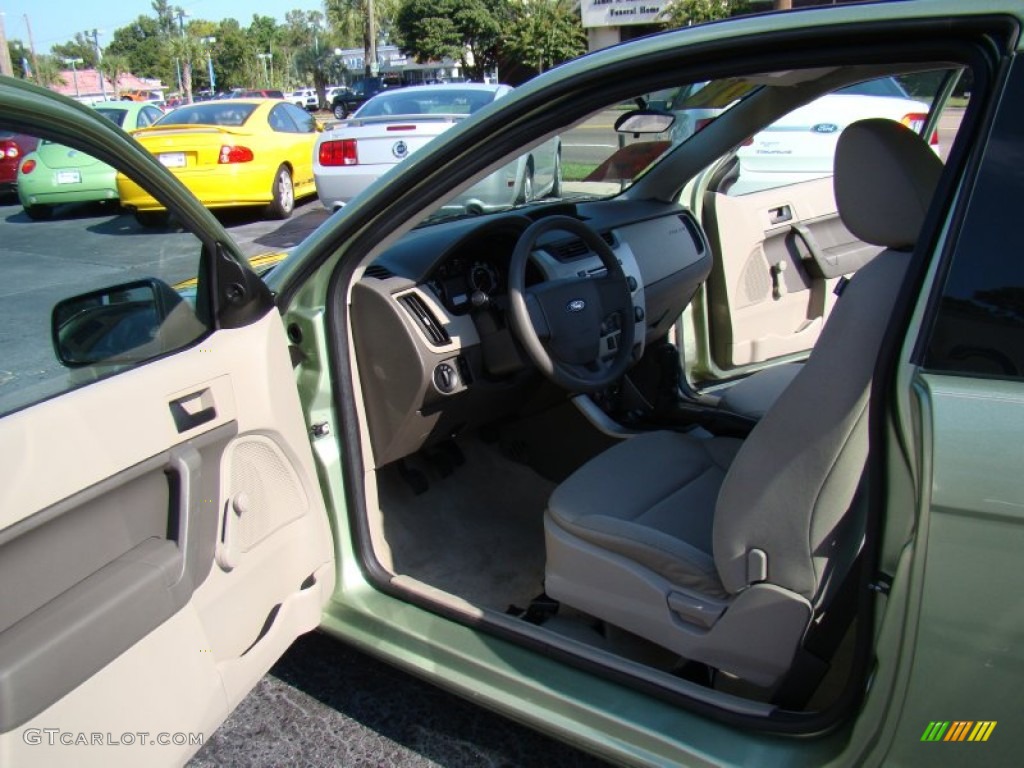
[[188, 632, 612, 768]]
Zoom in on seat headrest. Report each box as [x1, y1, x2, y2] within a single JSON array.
[[834, 118, 943, 250]]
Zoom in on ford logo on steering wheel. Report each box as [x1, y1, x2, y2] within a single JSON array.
[[567, 299, 586, 313]]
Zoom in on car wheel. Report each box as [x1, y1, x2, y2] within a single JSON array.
[[23, 205, 52, 221], [134, 210, 169, 228], [333, 103, 348, 120], [267, 165, 295, 220], [516, 164, 534, 205]]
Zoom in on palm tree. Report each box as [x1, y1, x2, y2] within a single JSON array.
[[100, 54, 131, 98]]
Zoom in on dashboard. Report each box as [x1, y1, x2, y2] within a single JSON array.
[[350, 200, 712, 468]]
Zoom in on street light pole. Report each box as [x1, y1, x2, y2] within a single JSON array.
[[62, 57, 84, 98], [201, 36, 216, 94], [257, 53, 272, 87]]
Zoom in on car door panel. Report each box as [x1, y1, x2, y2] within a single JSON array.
[[0, 310, 334, 766], [704, 176, 879, 369]]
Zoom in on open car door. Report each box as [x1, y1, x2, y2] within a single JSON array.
[[695, 71, 957, 379], [0, 81, 334, 767]]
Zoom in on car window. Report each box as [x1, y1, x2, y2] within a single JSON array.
[[158, 103, 257, 126], [94, 108, 129, 128], [268, 104, 301, 133], [281, 103, 315, 132], [139, 107, 163, 127], [726, 72, 951, 197], [0, 127, 209, 416], [837, 77, 909, 98], [358, 89, 496, 117], [923, 63, 1023, 380]]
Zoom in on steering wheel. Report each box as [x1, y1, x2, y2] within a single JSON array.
[[508, 216, 637, 392]]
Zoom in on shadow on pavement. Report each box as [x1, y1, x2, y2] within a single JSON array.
[[190, 631, 612, 767]]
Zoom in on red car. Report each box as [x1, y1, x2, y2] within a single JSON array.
[[0, 132, 38, 192]]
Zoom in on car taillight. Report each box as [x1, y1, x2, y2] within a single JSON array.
[[900, 113, 939, 146], [900, 112, 927, 132], [386, 125, 416, 132], [20, 158, 36, 174], [2, 141, 19, 159], [219, 145, 254, 164], [319, 139, 358, 166]]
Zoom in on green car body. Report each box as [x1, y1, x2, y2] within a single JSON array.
[[16, 100, 165, 220], [0, 1, 1023, 766]]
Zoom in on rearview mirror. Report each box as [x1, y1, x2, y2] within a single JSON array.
[[614, 110, 676, 136], [52, 278, 187, 367]]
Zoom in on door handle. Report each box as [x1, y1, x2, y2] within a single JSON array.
[[169, 389, 217, 433], [769, 205, 793, 224]]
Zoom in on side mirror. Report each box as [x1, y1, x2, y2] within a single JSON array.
[[52, 278, 186, 367]]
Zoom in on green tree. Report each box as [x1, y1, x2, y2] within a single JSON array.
[[100, 54, 131, 97], [659, 0, 750, 27], [106, 16, 166, 80], [211, 19, 256, 91], [505, 0, 585, 76], [29, 55, 64, 87], [52, 34, 99, 69], [395, 0, 504, 80]]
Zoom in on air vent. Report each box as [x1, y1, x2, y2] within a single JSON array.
[[364, 264, 394, 279], [398, 293, 450, 346], [546, 231, 616, 262]]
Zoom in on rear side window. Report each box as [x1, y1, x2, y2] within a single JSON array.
[[923, 61, 1024, 380]]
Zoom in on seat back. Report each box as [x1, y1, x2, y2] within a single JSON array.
[[713, 119, 943, 602]]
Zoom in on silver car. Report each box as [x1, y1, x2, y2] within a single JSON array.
[[314, 83, 561, 212]]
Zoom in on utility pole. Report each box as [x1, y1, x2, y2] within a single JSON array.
[[24, 15, 40, 84], [0, 14, 14, 77], [90, 29, 107, 99]]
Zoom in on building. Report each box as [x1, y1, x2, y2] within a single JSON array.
[[332, 44, 466, 85], [50, 69, 165, 105]]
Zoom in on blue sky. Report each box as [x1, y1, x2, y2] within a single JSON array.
[[2, 0, 326, 51]]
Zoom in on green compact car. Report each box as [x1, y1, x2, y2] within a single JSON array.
[[1, 1, 1022, 766], [16, 100, 165, 220]]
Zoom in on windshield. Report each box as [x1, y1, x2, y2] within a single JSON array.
[[422, 77, 758, 225]]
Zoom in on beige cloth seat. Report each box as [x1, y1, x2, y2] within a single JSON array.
[[544, 119, 943, 686]]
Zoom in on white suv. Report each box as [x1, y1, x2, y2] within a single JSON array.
[[289, 88, 319, 111]]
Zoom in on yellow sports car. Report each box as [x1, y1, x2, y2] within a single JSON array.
[[118, 99, 318, 224]]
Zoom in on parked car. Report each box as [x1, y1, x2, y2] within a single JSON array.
[[0, 132, 38, 193], [731, 77, 939, 194], [649, 76, 937, 195], [3, 2, 1024, 767], [330, 75, 403, 119], [314, 83, 560, 211], [117, 99, 318, 223], [288, 88, 319, 111], [15, 101, 165, 219], [226, 89, 286, 99]]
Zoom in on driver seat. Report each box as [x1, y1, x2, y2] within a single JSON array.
[[542, 119, 943, 686]]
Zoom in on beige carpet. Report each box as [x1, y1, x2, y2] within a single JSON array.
[[377, 435, 556, 611]]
